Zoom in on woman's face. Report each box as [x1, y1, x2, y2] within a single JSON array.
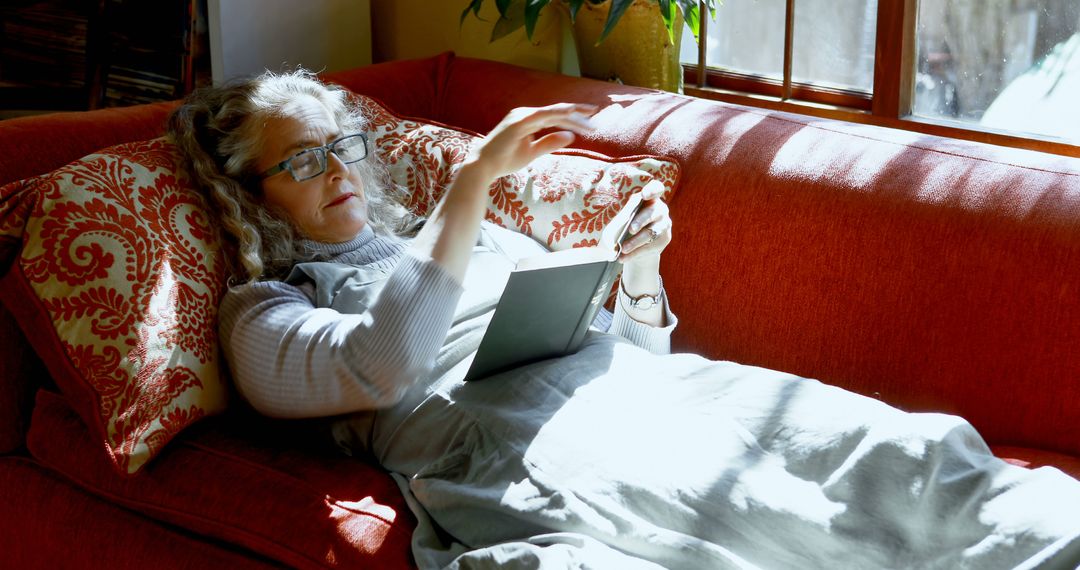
[[256, 95, 368, 243]]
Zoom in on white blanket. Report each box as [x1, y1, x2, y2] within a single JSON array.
[[368, 334, 1080, 569]]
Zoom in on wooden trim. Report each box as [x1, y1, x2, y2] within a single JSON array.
[[86, 0, 108, 110], [696, 0, 707, 87], [684, 85, 1080, 158], [684, 67, 873, 111], [872, 0, 916, 118], [689, 67, 784, 98], [783, 0, 795, 100], [789, 83, 872, 111]]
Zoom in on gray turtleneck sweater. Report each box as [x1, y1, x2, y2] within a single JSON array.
[[218, 222, 676, 419]]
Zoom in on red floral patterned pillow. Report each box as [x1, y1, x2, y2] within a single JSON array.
[[354, 94, 681, 250], [0, 138, 228, 475]]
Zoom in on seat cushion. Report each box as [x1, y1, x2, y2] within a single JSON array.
[[0, 456, 278, 569], [26, 389, 416, 569], [991, 445, 1080, 480], [0, 303, 44, 453]]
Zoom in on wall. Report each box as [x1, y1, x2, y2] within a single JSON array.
[[208, 0, 372, 83], [371, 1, 566, 73]]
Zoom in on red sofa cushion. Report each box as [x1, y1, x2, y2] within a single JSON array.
[[322, 51, 454, 122], [0, 456, 277, 569], [991, 445, 1080, 479], [0, 303, 44, 453], [26, 390, 416, 569]]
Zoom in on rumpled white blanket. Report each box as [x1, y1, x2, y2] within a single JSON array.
[[373, 334, 1080, 569]]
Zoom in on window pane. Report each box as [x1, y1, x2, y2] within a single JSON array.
[[915, 0, 1080, 142], [680, 0, 787, 80], [792, 0, 878, 92]]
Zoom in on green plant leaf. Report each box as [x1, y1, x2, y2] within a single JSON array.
[[658, 0, 677, 44], [491, 0, 527, 41], [524, 0, 551, 40], [567, 0, 585, 23], [679, 1, 700, 43], [597, 0, 634, 44], [495, 0, 513, 16], [460, 0, 485, 27], [676, 0, 720, 44]]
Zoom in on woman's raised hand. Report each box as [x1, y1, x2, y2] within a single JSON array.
[[465, 103, 599, 181], [414, 103, 597, 284]]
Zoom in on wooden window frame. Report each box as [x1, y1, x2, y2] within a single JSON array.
[[682, 0, 1080, 158]]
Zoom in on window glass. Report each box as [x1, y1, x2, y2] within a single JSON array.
[[915, 0, 1080, 142], [792, 0, 878, 92], [680, 0, 787, 80]]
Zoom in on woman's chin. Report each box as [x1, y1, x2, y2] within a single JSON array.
[[306, 206, 368, 243]]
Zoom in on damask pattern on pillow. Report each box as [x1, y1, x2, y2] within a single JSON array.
[[353, 94, 680, 252], [0, 138, 228, 475]]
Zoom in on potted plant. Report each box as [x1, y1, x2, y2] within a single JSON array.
[[462, 0, 718, 93]]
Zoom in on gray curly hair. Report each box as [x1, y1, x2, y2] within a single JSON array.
[[167, 69, 420, 284]]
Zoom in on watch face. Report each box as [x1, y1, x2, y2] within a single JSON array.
[[632, 296, 657, 310]]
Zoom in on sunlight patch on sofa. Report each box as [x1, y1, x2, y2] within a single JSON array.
[[768, 129, 906, 191]]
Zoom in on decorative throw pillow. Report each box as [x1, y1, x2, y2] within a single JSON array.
[[353, 94, 681, 251], [0, 138, 228, 475]]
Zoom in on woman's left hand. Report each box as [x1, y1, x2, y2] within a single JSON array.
[[616, 180, 672, 325], [618, 180, 672, 265]]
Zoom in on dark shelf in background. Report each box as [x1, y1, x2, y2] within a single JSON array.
[[0, 0, 209, 114]]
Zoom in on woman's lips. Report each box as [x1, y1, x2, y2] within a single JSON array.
[[325, 194, 354, 208]]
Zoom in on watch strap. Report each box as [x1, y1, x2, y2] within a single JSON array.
[[620, 276, 664, 311]]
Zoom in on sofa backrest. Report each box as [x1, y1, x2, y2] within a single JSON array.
[[402, 55, 1080, 457], [3, 52, 1079, 461]]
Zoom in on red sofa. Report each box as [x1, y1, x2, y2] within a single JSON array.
[[2, 52, 1079, 567]]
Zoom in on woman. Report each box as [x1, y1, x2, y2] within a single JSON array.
[[169, 70, 1080, 569]]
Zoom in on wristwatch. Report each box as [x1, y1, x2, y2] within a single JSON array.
[[620, 276, 664, 311]]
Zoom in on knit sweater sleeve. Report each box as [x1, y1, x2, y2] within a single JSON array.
[[218, 251, 463, 418], [607, 293, 678, 355]]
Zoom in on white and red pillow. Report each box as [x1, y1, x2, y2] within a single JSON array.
[[355, 94, 680, 251], [0, 138, 229, 475]]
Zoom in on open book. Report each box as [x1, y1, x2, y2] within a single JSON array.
[[464, 192, 644, 381]]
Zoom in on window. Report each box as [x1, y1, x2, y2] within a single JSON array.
[[914, 0, 1080, 143], [681, 0, 1080, 157]]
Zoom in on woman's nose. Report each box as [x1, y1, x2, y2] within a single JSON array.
[[325, 150, 348, 180]]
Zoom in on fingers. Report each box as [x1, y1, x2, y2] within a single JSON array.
[[640, 179, 666, 200], [618, 192, 672, 262], [531, 131, 577, 156], [501, 103, 599, 137], [629, 199, 663, 235], [619, 218, 671, 261], [472, 103, 600, 179]]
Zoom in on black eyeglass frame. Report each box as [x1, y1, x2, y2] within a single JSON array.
[[260, 133, 369, 182]]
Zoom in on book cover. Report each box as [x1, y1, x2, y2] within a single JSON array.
[[464, 192, 644, 381]]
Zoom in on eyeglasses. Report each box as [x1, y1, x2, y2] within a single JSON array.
[[260, 133, 369, 182]]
